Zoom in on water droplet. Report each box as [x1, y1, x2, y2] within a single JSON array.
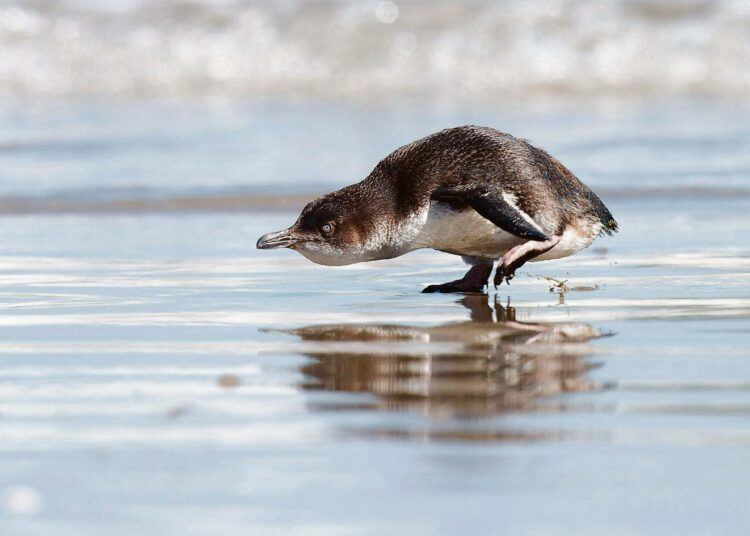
[[375, 1, 399, 24], [3, 486, 43, 516]]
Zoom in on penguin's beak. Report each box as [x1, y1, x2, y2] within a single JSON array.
[[256, 229, 298, 249]]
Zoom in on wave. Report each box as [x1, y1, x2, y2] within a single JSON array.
[[1, 0, 749, 100]]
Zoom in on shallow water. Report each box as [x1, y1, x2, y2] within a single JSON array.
[[1, 100, 750, 534], [2, 99, 750, 201], [1, 200, 750, 534]]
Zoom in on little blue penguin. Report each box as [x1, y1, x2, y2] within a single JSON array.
[[257, 126, 618, 293]]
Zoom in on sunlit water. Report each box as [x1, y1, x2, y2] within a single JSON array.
[[1, 101, 749, 534], [2, 0, 750, 100]]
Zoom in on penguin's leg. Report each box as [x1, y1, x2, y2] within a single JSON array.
[[422, 257, 494, 293], [494, 237, 561, 287]]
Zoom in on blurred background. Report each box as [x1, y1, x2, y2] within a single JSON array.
[[1, 0, 749, 205], [3, 0, 750, 100]]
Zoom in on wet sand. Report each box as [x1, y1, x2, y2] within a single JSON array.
[[1, 190, 749, 534], [1, 96, 749, 534], [2, 0, 750, 527]]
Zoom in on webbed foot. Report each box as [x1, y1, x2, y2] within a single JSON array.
[[422, 281, 484, 293], [493, 266, 515, 288], [422, 263, 493, 294], [493, 237, 562, 289]]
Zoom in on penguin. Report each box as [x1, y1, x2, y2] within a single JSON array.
[[257, 126, 617, 293]]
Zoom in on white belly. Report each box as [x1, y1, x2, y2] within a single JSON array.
[[534, 221, 601, 261], [411, 202, 524, 259], [406, 201, 600, 262]]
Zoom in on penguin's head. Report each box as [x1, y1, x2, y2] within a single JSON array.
[[256, 187, 393, 266]]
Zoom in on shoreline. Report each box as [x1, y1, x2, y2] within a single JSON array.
[[0, 186, 748, 215]]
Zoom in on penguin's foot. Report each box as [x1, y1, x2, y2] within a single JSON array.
[[493, 265, 516, 287], [493, 237, 561, 288], [423, 263, 493, 294]]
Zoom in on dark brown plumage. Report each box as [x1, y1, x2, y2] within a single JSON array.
[[257, 126, 617, 293]]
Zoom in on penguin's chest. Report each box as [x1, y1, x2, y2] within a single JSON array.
[[412, 202, 524, 258]]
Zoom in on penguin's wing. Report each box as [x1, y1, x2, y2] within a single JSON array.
[[432, 185, 550, 242]]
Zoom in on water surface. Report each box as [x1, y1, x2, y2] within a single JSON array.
[[1, 101, 749, 534]]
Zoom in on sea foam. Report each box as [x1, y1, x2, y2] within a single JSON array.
[[0, 0, 748, 100]]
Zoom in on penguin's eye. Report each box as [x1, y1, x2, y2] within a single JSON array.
[[320, 222, 334, 235]]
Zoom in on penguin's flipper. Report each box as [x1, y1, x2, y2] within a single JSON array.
[[432, 186, 550, 242]]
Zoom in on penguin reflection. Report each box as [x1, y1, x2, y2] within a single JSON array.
[[283, 296, 606, 418]]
